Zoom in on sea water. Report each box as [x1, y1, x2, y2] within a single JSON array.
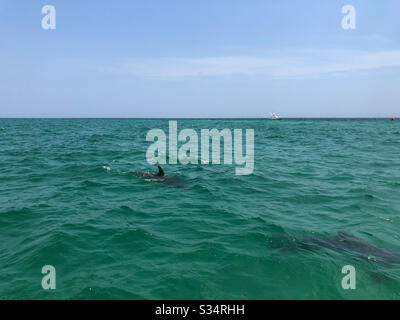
[[0, 118, 399, 299]]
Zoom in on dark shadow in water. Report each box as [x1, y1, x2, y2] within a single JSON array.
[[270, 231, 400, 267]]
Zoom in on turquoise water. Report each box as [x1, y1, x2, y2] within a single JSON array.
[[1, 119, 400, 299]]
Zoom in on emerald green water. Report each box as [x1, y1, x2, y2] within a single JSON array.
[[1, 119, 400, 299]]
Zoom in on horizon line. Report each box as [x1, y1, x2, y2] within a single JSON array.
[[0, 117, 397, 120]]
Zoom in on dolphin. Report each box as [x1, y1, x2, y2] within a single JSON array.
[[270, 231, 400, 266], [130, 166, 186, 188], [131, 165, 165, 179]]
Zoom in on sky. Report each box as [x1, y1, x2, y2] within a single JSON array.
[[0, 0, 399, 118]]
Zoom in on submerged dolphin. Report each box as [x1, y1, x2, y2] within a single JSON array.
[[130, 166, 186, 188], [271, 231, 400, 266]]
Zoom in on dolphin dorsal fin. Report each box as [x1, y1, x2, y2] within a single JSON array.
[[157, 166, 165, 177]]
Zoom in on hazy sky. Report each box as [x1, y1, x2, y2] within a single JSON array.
[[1, 0, 399, 117]]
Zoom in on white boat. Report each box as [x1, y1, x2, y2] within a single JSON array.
[[271, 113, 282, 120]]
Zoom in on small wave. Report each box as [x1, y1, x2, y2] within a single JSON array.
[[72, 286, 144, 299], [80, 180, 106, 187]]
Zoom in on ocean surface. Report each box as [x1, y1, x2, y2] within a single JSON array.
[[1, 118, 400, 300]]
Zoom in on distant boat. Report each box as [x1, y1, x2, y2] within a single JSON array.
[[271, 113, 282, 120]]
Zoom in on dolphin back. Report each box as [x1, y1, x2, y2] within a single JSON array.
[[157, 166, 165, 177]]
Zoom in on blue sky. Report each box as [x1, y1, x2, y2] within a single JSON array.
[[0, 0, 399, 117]]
